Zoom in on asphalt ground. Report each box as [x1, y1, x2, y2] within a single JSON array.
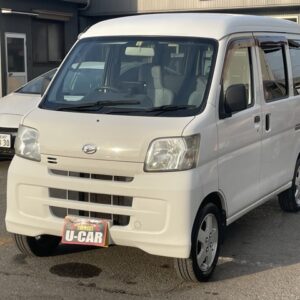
[[1, 161, 300, 299]]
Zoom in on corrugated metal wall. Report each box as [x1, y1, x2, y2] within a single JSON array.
[[138, 0, 300, 12], [83, 0, 300, 16]]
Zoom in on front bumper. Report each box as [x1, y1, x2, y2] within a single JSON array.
[[5, 155, 205, 258]]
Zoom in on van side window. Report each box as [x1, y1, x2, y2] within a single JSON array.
[[288, 40, 300, 95], [222, 47, 253, 110], [258, 45, 288, 101]]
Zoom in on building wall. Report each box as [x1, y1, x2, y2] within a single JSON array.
[[82, 0, 300, 16], [82, 0, 137, 16], [0, 0, 79, 95], [137, 0, 300, 13]]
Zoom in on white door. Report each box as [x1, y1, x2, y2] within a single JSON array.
[[217, 38, 262, 218], [5, 33, 27, 94], [255, 35, 296, 196]]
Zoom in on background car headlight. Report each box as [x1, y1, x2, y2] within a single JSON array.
[[15, 125, 41, 161], [144, 134, 200, 172]]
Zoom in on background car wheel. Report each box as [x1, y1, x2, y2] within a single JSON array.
[[278, 159, 300, 212], [174, 202, 222, 282], [13, 234, 61, 257]]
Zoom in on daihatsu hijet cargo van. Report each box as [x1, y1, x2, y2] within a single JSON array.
[[6, 13, 300, 282]]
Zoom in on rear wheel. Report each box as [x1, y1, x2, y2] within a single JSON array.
[[174, 202, 222, 282], [278, 159, 300, 212], [13, 234, 61, 257]]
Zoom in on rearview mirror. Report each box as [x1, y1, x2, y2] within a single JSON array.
[[125, 47, 154, 57], [224, 84, 248, 115]]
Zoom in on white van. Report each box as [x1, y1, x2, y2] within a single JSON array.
[[6, 13, 300, 282]]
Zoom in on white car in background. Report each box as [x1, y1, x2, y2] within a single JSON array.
[[0, 69, 56, 159]]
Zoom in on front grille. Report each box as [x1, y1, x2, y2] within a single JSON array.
[[50, 169, 134, 182], [0, 147, 15, 156], [47, 157, 57, 164], [49, 188, 132, 226]]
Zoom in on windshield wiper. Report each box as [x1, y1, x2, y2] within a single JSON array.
[[56, 100, 141, 111], [146, 105, 196, 115], [102, 104, 197, 115]]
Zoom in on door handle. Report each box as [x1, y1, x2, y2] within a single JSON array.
[[254, 115, 261, 123], [265, 113, 271, 131]]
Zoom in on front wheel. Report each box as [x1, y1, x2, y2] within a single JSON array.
[[278, 159, 300, 212], [174, 202, 222, 282], [13, 234, 61, 257]]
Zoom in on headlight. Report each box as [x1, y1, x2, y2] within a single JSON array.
[[15, 125, 41, 161], [145, 134, 200, 172]]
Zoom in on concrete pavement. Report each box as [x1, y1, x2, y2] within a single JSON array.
[[1, 161, 300, 299]]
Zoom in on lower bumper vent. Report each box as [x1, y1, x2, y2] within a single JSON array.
[[49, 188, 132, 226]]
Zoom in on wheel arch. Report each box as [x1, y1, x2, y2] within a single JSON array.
[[194, 191, 227, 230], [201, 191, 226, 213], [189, 191, 227, 260]]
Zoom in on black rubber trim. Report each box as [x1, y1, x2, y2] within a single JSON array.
[[295, 124, 300, 131], [0, 127, 17, 133]]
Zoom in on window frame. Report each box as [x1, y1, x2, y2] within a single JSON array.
[[288, 39, 300, 96], [256, 36, 289, 103], [32, 19, 65, 65], [219, 37, 255, 119]]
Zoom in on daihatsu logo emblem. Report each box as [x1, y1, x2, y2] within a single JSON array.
[[82, 144, 97, 154]]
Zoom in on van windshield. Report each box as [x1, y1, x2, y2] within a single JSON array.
[[40, 37, 217, 117]]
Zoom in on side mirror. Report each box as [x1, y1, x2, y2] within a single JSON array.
[[41, 77, 51, 96], [224, 84, 248, 115]]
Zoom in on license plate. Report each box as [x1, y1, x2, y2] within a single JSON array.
[[61, 216, 109, 247], [0, 134, 11, 148]]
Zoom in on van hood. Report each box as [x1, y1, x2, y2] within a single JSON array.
[[23, 108, 194, 162], [0, 93, 41, 116]]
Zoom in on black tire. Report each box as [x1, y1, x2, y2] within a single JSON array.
[[278, 159, 300, 212], [13, 234, 61, 257], [174, 202, 222, 282]]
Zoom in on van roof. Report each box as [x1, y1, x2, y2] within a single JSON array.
[[81, 13, 300, 41]]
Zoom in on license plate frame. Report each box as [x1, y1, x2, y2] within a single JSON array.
[[0, 134, 11, 148], [61, 215, 109, 247]]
